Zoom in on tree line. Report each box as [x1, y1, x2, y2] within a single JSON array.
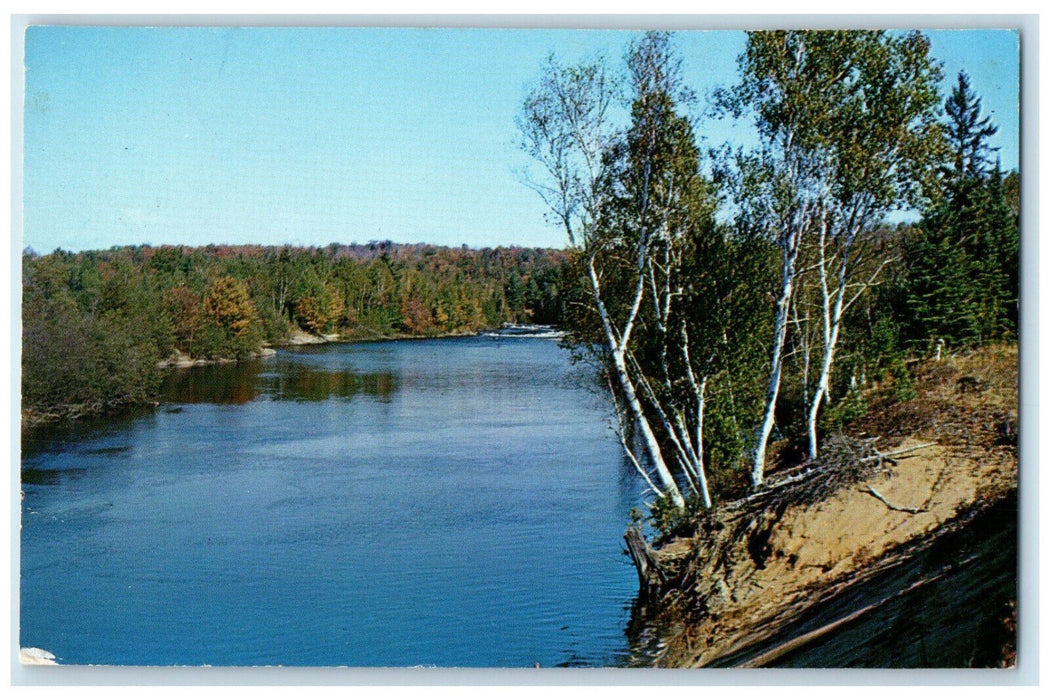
[[519, 30, 1018, 520], [21, 241, 567, 419], [21, 28, 1019, 512]]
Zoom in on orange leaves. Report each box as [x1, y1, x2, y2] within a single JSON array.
[[203, 276, 257, 336]]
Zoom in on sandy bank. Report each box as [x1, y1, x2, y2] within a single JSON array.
[[649, 441, 1016, 667], [637, 346, 1018, 668]]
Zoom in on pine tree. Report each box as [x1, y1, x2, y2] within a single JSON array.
[[943, 71, 999, 183], [975, 160, 1020, 338], [904, 72, 1018, 348]]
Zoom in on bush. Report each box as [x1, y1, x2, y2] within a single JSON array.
[[650, 492, 705, 543], [22, 297, 162, 415], [822, 390, 869, 431]]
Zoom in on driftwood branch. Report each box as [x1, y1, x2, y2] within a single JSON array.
[[733, 439, 938, 515], [862, 485, 927, 514]]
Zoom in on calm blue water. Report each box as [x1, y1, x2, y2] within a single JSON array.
[[20, 336, 649, 667]]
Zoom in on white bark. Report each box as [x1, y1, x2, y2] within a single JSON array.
[[611, 347, 685, 508], [806, 210, 843, 460], [678, 322, 713, 508], [749, 116, 813, 488], [627, 349, 699, 492], [520, 49, 701, 512], [693, 376, 713, 509], [806, 311, 842, 460], [588, 257, 685, 508], [804, 200, 893, 460], [606, 373, 666, 499], [751, 224, 802, 488]]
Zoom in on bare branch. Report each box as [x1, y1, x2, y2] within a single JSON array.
[[862, 485, 927, 514]]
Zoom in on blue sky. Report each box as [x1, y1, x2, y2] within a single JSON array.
[[21, 26, 1020, 254]]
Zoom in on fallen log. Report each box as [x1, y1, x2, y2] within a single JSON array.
[[625, 525, 667, 605]]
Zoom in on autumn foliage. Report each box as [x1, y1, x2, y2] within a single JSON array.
[[21, 242, 569, 420]]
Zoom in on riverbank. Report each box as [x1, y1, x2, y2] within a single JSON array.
[[22, 324, 562, 429], [21, 400, 160, 430], [629, 345, 1019, 668], [272, 322, 559, 346], [156, 346, 278, 368], [274, 327, 481, 345]]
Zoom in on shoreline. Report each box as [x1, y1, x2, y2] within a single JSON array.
[[272, 328, 483, 346], [21, 325, 562, 429], [270, 322, 562, 346]]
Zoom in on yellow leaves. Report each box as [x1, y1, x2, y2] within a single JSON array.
[[295, 295, 328, 334], [294, 283, 344, 335], [326, 284, 346, 329], [203, 276, 257, 336]]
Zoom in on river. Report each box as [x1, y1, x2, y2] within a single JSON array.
[[20, 336, 651, 667]]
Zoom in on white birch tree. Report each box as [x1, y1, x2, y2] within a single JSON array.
[[519, 36, 693, 508], [614, 36, 720, 509], [724, 31, 942, 486], [800, 32, 943, 461]]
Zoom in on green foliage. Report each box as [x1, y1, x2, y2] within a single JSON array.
[[21, 242, 570, 421], [943, 71, 1000, 181], [903, 73, 1019, 349], [721, 29, 947, 476], [821, 390, 868, 431], [22, 294, 163, 416], [887, 357, 918, 403], [649, 492, 699, 541]]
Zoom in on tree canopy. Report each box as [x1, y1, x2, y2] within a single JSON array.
[[520, 29, 1017, 520]]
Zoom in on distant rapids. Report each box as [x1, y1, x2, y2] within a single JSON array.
[[480, 323, 566, 339]]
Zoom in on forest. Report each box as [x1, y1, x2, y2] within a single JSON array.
[[22, 29, 1018, 515], [517, 30, 1018, 520], [21, 241, 567, 420], [18, 27, 1021, 670]]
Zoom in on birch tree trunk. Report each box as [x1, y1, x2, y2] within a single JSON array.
[[806, 308, 842, 459], [751, 227, 801, 488], [805, 218, 893, 460], [693, 376, 713, 508], [588, 256, 685, 508], [520, 35, 721, 512], [731, 30, 941, 490], [612, 346, 686, 508], [805, 215, 848, 460]]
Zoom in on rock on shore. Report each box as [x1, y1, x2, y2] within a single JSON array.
[[157, 347, 277, 368], [280, 329, 334, 345]]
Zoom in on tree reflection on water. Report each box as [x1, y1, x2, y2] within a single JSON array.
[[161, 359, 397, 405]]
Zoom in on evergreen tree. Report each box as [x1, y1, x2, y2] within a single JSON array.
[[943, 71, 999, 183], [904, 72, 1018, 347]]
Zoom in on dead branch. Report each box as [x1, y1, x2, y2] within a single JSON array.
[[625, 526, 668, 604], [862, 485, 927, 514], [731, 438, 937, 516], [859, 442, 936, 467]]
